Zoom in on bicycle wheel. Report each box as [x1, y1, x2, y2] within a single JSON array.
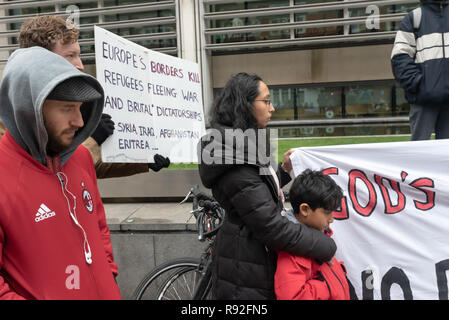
[[132, 258, 203, 300], [157, 265, 211, 300]]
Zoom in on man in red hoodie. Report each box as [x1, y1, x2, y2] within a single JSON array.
[[275, 169, 350, 300], [0, 46, 121, 299]]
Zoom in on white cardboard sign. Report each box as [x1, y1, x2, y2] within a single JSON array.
[[94, 26, 205, 163]]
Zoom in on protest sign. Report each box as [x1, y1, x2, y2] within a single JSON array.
[[94, 26, 205, 163], [290, 139, 449, 300]]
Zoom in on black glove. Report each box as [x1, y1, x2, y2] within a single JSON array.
[[91, 113, 115, 145], [148, 154, 170, 172]]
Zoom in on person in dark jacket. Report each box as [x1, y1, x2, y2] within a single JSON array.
[[197, 73, 337, 300], [391, 0, 449, 140]]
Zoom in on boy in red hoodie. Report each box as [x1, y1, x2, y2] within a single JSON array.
[[275, 169, 350, 300]]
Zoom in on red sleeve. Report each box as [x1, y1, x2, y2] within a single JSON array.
[[78, 146, 118, 276], [275, 251, 330, 300], [0, 226, 25, 300], [95, 198, 118, 276]]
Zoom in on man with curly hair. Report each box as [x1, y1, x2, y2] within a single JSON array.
[[0, 15, 171, 178], [18, 15, 84, 71]]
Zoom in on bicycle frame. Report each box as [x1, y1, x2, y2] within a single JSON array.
[[132, 185, 224, 300]]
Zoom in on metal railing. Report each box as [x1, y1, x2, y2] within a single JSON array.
[[0, 0, 422, 62], [201, 0, 420, 52], [0, 0, 178, 63], [268, 116, 409, 128]]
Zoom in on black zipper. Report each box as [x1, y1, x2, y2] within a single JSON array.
[[329, 265, 346, 294], [443, 2, 446, 59]]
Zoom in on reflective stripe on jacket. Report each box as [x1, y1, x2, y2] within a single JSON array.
[[391, 1, 449, 105]]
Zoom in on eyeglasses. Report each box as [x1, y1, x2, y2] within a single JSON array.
[[255, 99, 273, 106]]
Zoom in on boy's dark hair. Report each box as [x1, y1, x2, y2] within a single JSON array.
[[289, 169, 343, 214]]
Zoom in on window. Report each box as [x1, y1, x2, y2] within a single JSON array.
[[210, 0, 290, 12], [295, 10, 344, 38], [294, 86, 342, 120], [245, 81, 411, 123], [270, 87, 296, 120], [205, 1, 420, 51], [345, 85, 392, 118]]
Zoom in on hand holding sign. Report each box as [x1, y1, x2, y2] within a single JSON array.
[[94, 26, 205, 164], [91, 113, 115, 145], [148, 154, 170, 172]]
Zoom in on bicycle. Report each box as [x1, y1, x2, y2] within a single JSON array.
[[131, 185, 225, 300]]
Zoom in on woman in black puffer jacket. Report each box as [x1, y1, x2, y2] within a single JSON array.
[[198, 73, 336, 300]]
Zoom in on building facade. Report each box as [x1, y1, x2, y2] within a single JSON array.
[[0, 0, 420, 137]]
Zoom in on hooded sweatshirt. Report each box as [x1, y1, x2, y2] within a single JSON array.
[[0, 47, 102, 166], [0, 47, 120, 299]]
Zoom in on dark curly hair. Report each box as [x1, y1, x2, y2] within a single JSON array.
[[19, 15, 79, 50], [210, 72, 263, 130]]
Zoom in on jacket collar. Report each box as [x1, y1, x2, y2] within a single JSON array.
[[198, 123, 278, 190], [1, 130, 62, 174]]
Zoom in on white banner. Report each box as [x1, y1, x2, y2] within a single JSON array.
[[94, 26, 205, 163], [290, 139, 449, 300]]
